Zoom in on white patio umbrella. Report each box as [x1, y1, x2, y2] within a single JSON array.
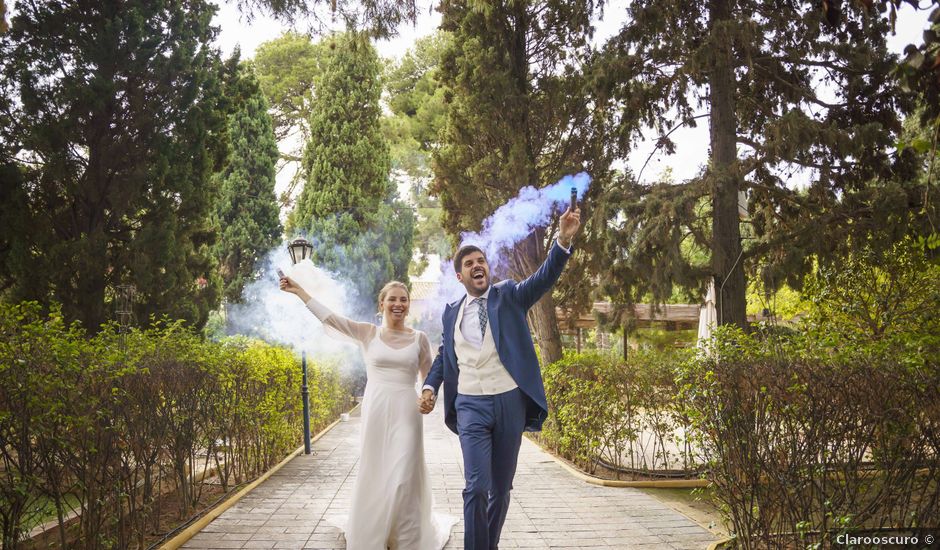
[[697, 280, 717, 353]]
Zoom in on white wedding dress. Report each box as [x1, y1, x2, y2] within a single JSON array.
[[305, 297, 456, 550]]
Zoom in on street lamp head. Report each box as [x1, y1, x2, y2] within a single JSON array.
[[287, 238, 314, 265]]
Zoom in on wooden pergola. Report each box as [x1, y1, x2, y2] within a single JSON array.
[[555, 302, 769, 355], [556, 302, 701, 330]]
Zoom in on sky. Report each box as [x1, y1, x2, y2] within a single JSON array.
[[208, 1, 930, 283], [4, 0, 929, 187], [213, 1, 930, 190]]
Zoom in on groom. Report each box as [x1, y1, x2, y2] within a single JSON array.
[[419, 206, 581, 550]]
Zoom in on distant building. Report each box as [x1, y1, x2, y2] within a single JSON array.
[[409, 280, 439, 324]]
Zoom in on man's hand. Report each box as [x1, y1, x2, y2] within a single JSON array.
[[558, 206, 582, 249], [418, 389, 436, 414]]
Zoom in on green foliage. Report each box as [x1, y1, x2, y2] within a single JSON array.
[[539, 348, 701, 476], [303, 191, 415, 315], [381, 32, 453, 275], [212, 61, 283, 304], [290, 32, 389, 231], [596, 0, 922, 329], [0, 302, 86, 546], [632, 328, 697, 351], [894, 3, 940, 126], [409, 184, 452, 277], [596, 173, 712, 325], [383, 32, 451, 178], [253, 32, 324, 143], [289, 32, 413, 312], [433, 0, 602, 240], [0, 0, 229, 331], [682, 243, 940, 547], [0, 301, 351, 548], [433, 0, 613, 364], [681, 323, 940, 548], [232, 0, 419, 39], [745, 278, 808, 320], [252, 32, 325, 203], [800, 238, 940, 358]]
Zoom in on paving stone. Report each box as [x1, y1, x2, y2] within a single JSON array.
[[182, 406, 717, 549]]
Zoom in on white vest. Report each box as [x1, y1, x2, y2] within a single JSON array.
[[454, 297, 518, 395]]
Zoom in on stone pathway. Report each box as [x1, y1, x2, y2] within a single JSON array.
[[182, 406, 717, 549]]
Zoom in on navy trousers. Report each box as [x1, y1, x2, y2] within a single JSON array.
[[455, 388, 527, 550]]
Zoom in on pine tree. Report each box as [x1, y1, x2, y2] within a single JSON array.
[[212, 61, 283, 303], [384, 32, 451, 178], [233, 0, 418, 38], [382, 33, 453, 275], [290, 32, 412, 311], [596, 0, 920, 328], [0, 1, 229, 331], [432, 0, 610, 365], [252, 32, 325, 204]]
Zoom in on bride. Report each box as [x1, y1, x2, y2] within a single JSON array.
[[280, 276, 455, 549]]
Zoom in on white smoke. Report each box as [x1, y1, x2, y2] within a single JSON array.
[[226, 172, 592, 355], [225, 248, 363, 367], [421, 172, 593, 340]]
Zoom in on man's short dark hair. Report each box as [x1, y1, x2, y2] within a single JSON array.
[[453, 245, 485, 273]]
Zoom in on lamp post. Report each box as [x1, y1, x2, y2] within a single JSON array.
[[301, 351, 311, 454], [115, 284, 136, 356], [287, 238, 314, 454], [287, 238, 314, 265]]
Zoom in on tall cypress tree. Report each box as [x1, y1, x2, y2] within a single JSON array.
[[290, 32, 412, 310], [432, 0, 610, 365], [212, 61, 283, 303], [0, 1, 228, 331], [290, 32, 389, 231]]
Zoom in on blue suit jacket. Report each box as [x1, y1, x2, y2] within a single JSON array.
[[423, 241, 571, 434]]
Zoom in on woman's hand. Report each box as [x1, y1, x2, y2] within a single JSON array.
[[418, 389, 436, 414], [279, 276, 311, 303]]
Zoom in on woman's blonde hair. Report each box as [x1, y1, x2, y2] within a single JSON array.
[[378, 281, 410, 310]]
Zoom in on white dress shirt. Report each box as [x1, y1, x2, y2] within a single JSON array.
[[459, 286, 491, 349]]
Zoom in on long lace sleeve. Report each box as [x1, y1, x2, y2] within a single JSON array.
[[305, 296, 376, 346], [417, 331, 432, 383]]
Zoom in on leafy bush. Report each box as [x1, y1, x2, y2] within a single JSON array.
[[540, 347, 702, 476], [682, 327, 940, 549], [0, 303, 352, 549], [682, 240, 940, 549]]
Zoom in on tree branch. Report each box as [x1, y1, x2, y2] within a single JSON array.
[[636, 113, 710, 183]]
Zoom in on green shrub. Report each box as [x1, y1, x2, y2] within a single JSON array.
[[540, 347, 701, 476], [0, 303, 353, 549], [681, 326, 940, 549]]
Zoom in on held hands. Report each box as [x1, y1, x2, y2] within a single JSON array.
[[417, 389, 436, 414], [558, 206, 582, 249]]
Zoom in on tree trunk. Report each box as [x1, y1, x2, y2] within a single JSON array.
[[504, 3, 565, 366], [708, 0, 748, 330], [73, 234, 108, 332], [530, 295, 563, 366], [509, 228, 564, 365], [73, 98, 113, 333]]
